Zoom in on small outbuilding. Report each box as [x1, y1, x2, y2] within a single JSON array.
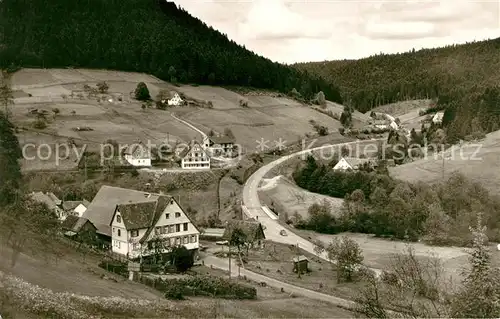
[[292, 255, 309, 273]]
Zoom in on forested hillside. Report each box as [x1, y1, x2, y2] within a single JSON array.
[[296, 39, 500, 141], [0, 0, 342, 102]]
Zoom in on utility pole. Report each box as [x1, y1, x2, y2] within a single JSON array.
[[296, 243, 301, 279], [442, 149, 445, 182], [228, 244, 231, 280], [84, 156, 88, 181]]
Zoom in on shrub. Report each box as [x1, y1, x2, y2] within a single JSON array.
[[134, 82, 150, 101], [33, 119, 47, 129], [139, 275, 256, 300]]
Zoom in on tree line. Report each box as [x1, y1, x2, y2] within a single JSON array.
[[296, 38, 500, 142], [0, 0, 342, 103], [293, 155, 500, 245], [0, 109, 61, 267]]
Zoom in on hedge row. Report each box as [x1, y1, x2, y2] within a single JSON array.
[[139, 275, 257, 300]]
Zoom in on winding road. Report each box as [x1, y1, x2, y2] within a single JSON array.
[[242, 139, 384, 275]]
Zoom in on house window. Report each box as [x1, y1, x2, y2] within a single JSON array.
[[183, 236, 188, 244], [117, 229, 121, 237], [133, 243, 139, 250], [154, 227, 160, 235], [183, 223, 188, 231], [148, 242, 153, 250], [116, 215, 121, 223], [169, 225, 174, 233], [190, 235, 197, 243], [113, 240, 120, 248], [163, 226, 168, 234], [113, 227, 116, 233], [175, 212, 181, 218], [176, 224, 180, 232], [160, 226, 166, 234], [165, 213, 170, 219], [176, 237, 180, 245], [131, 230, 139, 237], [165, 238, 171, 246]]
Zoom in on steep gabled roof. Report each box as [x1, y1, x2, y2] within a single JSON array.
[[179, 140, 208, 160], [223, 219, 265, 242], [124, 142, 151, 159], [62, 215, 95, 233], [83, 185, 161, 236], [62, 200, 83, 211], [137, 196, 172, 243], [115, 195, 171, 232]]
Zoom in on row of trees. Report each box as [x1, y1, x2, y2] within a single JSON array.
[[293, 155, 500, 245], [0, 0, 342, 103], [297, 38, 500, 142]]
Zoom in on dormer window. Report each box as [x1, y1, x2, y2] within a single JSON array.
[[175, 212, 181, 218], [116, 215, 121, 223]]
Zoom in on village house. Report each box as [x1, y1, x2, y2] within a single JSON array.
[[167, 92, 183, 106], [61, 215, 98, 244], [222, 219, 266, 249], [62, 199, 90, 218], [83, 185, 162, 244], [110, 195, 200, 259], [179, 140, 211, 169], [30, 191, 65, 220], [332, 157, 378, 171], [123, 141, 152, 167], [203, 134, 235, 156], [432, 111, 444, 124]]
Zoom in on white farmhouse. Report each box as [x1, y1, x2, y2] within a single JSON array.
[[333, 157, 377, 171], [180, 141, 210, 169], [110, 195, 200, 259], [167, 92, 183, 106], [62, 199, 90, 218], [432, 112, 444, 124], [123, 142, 151, 167]]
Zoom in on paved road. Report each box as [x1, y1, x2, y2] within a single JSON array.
[[242, 139, 384, 275], [202, 255, 357, 310]]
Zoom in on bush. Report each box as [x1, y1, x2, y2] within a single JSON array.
[[170, 246, 194, 272], [139, 275, 257, 300], [134, 82, 151, 101], [33, 119, 47, 129]]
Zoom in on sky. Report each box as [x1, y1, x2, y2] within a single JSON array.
[[173, 0, 500, 64]]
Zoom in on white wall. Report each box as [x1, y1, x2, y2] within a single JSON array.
[[112, 200, 200, 258], [111, 212, 129, 255], [333, 158, 352, 170], [124, 155, 151, 167]]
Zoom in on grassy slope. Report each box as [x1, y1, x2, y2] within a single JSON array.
[[0, 0, 341, 102]]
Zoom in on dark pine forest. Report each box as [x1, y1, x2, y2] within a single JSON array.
[[296, 38, 500, 142], [0, 0, 342, 103]]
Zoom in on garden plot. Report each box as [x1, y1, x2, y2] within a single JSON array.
[[23, 85, 72, 97]]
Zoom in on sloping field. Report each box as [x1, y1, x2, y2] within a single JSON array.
[[322, 101, 370, 128], [184, 106, 342, 152], [9, 68, 347, 170], [259, 176, 343, 220], [390, 130, 500, 196]]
